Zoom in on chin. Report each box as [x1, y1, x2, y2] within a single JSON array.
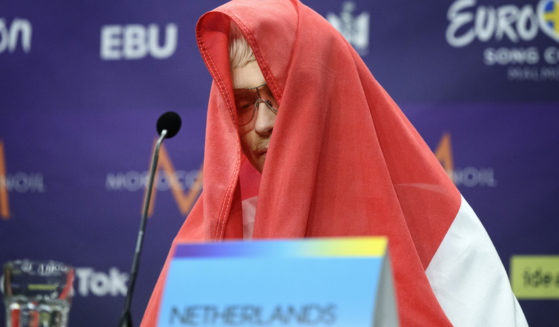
[[250, 157, 265, 173]]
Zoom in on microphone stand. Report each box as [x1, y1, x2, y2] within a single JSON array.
[[119, 129, 168, 327]]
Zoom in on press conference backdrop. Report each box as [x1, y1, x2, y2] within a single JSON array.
[[1, 0, 558, 325]]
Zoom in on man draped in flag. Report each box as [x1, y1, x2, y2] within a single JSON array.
[[142, 0, 527, 325]]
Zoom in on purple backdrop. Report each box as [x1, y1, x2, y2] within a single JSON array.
[[1, 0, 558, 326]]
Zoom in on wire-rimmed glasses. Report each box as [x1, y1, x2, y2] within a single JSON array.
[[233, 84, 278, 127]]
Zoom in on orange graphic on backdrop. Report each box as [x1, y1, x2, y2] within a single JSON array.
[[435, 132, 454, 176], [0, 135, 450, 221], [0, 140, 10, 219], [142, 142, 203, 217], [142, 134, 453, 217]]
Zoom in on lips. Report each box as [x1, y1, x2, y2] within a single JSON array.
[[256, 147, 268, 156]]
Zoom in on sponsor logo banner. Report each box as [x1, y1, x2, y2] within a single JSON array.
[[510, 255, 559, 299], [75, 267, 129, 297]]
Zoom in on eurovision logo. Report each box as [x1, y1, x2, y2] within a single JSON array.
[[446, 0, 559, 81], [326, 1, 370, 55], [540, 0, 559, 42], [446, 0, 559, 47]]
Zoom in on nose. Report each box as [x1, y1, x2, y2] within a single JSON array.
[[253, 102, 276, 136]]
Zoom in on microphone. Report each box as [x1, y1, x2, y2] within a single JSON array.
[[119, 111, 182, 327], [156, 111, 182, 139]]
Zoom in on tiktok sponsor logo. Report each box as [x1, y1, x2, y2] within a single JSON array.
[[0, 18, 31, 54], [100, 23, 178, 60], [75, 267, 128, 297], [446, 0, 559, 81], [327, 1, 370, 55]]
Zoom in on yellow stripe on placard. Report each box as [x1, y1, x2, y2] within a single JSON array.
[[310, 237, 387, 257], [510, 255, 559, 299]]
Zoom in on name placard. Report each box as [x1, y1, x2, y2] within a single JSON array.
[[157, 237, 398, 327]]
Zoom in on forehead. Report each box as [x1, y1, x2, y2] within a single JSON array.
[[232, 60, 266, 89]]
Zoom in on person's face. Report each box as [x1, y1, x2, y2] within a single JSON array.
[[232, 60, 277, 173]]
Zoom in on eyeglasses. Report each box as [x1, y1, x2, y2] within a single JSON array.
[[233, 84, 278, 127]]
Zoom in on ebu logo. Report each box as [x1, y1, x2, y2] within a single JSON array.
[[100, 23, 177, 60]]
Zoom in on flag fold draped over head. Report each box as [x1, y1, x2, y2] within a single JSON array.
[[142, 0, 463, 325]]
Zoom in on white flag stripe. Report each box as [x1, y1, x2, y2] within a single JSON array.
[[426, 195, 528, 326]]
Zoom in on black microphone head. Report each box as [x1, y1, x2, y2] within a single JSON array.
[[156, 111, 181, 138]]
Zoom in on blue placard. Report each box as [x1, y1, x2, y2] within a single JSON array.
[[157, 237, 397, 327]]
